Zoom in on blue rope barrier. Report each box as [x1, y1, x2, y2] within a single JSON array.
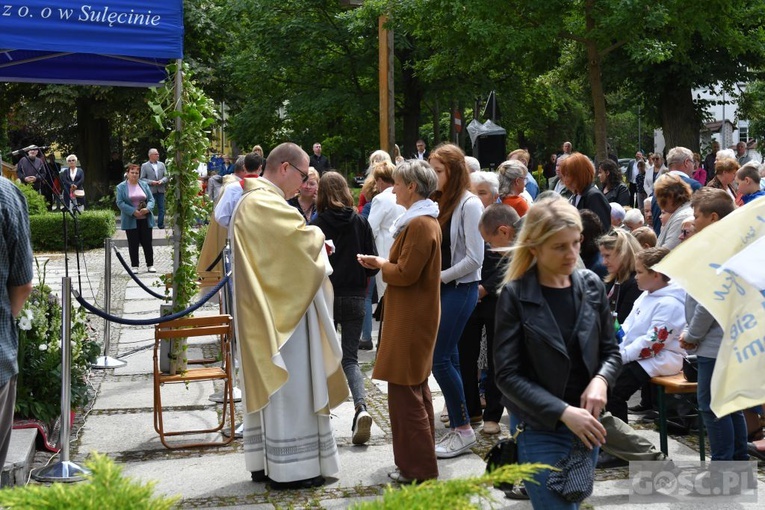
[[112, 247, 170, 301], [74, 274, 230, 326]]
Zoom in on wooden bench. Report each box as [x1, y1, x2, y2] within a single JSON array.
[[650, 373, 705, 461]]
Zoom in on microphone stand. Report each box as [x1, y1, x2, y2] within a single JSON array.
[[25, 148, 90, 483]]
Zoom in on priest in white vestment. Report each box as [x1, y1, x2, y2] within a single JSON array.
[[229, 142, 348, 490]]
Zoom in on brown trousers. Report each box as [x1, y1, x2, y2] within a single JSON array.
[[388, 380, 439, 481]]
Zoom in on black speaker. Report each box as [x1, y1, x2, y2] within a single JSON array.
[[474, 134, 506, 170]]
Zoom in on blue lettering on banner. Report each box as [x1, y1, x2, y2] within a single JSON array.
[[709, 265, 747, 301], [0, 1, 183, 59]]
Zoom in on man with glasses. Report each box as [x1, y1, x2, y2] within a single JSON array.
[[229, 142, 346, 490], [140, 148, 168, 229], [644, 153, 665, 199], [649, 146, 702, 234]]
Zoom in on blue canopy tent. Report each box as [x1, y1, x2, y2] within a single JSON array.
[[0, 0, 186, 311], [0, 0, 183, 86]]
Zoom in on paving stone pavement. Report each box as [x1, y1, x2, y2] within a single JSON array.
[[19, 238, 765, 508]]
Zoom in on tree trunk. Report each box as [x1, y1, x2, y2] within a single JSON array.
[[76, 97, 111, 204], [660, 84, 700, 153], [585, 3, 608, 164], [398, 43, 423, 158]]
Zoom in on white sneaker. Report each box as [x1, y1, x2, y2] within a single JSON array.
[[147, 266, 157, 273], [131, 266, 139, 273], [435, 429, 476, 458]]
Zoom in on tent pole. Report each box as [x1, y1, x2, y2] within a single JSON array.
[[172, 58, 182, 309]]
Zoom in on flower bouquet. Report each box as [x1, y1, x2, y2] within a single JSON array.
[[15, 261, 100, 436]]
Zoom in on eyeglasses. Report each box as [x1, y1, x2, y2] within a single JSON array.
[[284, 161, 309, 183]]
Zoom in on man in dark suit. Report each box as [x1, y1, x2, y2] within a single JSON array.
[[309, 142, 330, 175], [412, 139, 429, 160], [140, 148, 168, 229]]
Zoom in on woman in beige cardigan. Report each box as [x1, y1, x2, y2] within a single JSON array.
[[357, 160, 442, 484]]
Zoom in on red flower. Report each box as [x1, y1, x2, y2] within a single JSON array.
[[652, 342, 665, 354], [657, 328, 670, 341], [639, 347, 652, 359]]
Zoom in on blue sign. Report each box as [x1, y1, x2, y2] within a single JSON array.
[[0, 1, 183, 59]]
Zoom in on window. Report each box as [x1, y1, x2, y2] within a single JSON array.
[[739, 124, 749, 144]]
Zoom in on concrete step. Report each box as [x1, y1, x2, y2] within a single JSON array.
[[2, 428, 37, 486]]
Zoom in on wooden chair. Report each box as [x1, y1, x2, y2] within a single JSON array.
[[650, 373, 705, 460], [153, 314, 236, 449]]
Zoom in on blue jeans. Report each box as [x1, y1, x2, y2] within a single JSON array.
[[697, 356, 748, 460], [334, 296, 366, 408], [432, 282, 478, 428], [154, 192, 165, 228], [362, 278, 375, 342], [512, 415, 598, 510]]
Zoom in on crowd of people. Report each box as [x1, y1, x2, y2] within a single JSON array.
[[196, 138, 765, 506], [13, 136, 760, 502]]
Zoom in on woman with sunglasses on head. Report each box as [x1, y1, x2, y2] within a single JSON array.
[[494, 196, 621, 509], [428, 143, 484, 458]]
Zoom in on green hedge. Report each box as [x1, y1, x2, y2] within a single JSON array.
[[30, 210, 116, 252], [14, 180, 48, 216]]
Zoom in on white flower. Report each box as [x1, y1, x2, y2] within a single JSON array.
[[38, 344, 48, 351], [18, 316, 32, 331], [25, 309, 33, 320]]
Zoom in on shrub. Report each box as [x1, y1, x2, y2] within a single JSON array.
[[15, 261, 100, 426], [353, 463, 548, 509], [0, 452, 179, 509], [14, 180, 48, 216], [29, 210, 116, 251]]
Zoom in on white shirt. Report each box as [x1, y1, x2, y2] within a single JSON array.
[[521, 189, 534, 206], [214, 179, 244, 227], [368, 187, 405, 295]]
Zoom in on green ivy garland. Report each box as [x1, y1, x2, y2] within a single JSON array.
[[148, 62, 216, 373]]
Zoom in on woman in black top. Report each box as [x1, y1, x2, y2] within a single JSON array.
[[559, 153, 611, 234], [597, 229, 643, 324], [494, 196, 621, 509], [597, 159, 630, 206], [311, 172, 378, 445]]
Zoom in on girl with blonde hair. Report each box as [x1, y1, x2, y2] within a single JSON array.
[[596, 229, 643, 324], [494, 197, 621, 508]]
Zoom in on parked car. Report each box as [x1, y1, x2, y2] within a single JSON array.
[[618, 158, 632, 178]]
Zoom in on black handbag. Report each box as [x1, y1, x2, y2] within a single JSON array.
[[683, 355, 698, 382], [485, 424, 528, 499]]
